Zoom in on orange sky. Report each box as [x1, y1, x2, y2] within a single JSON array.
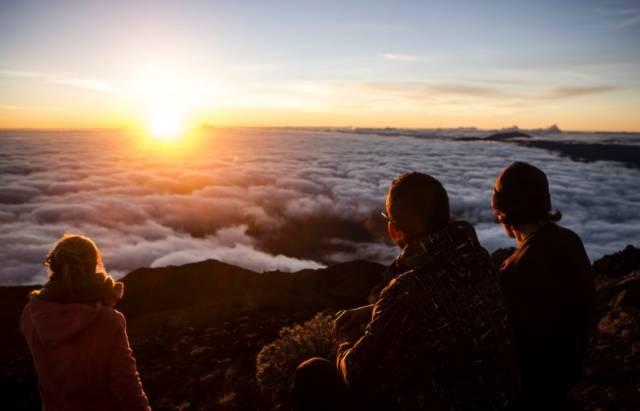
[[2, 1, 640, 132]]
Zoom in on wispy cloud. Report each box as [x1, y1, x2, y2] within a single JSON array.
[[341, 22, 413, 33], [56, 77, 131, 94], [0, 69, 53, 79], [0, 104, 70, 111], [355, 81, 513, 102], [379, 53, 431, 63], [0, 68, 129, 94], [232, 62, 281, 72], [615, 11, 640, 29], [544, 85, 618, 98], [598, 7, 640, 29], [353, 81, 618, 104], [219, 79, 619, 114]]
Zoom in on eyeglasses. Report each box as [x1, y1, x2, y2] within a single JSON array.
[[380, 211, 393, 223]]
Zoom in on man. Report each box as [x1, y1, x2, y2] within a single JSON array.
[[491, 161, 596, 410], [293, 172, 517, 410]]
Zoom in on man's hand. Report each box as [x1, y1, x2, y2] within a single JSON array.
[[333, 304, 374, 344]]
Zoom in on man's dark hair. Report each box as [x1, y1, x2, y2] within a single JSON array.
[[386, 172, 450, 236], [492, 161, 562, 226]]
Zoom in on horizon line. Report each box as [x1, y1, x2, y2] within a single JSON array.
[[1, 125, 640, 134]]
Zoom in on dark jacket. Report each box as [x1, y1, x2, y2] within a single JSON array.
[[337, 221, 518, 410], [499, 222, 596, 408]]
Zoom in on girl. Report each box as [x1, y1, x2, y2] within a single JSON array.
[[21, 234, 151, 411]]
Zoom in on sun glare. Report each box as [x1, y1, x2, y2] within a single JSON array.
[[133, 67, 196, 142], [148, 108, 185, 141]]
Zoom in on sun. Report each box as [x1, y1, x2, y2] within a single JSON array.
[[133, 67, 194, 142], [147, 107, 185, 141]]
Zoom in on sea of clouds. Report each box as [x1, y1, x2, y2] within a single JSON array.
[[0, 128, 638, 285]]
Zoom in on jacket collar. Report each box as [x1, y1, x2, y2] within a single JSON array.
[[396, 221, 478, 271]]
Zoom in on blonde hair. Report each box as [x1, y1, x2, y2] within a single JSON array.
[[44, 234, 106, 287]]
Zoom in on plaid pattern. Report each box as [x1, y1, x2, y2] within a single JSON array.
[[337, 221, 518, 410]]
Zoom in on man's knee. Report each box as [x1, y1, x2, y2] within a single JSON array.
[[292, 357, 346, 410], [293, 357, 340, 391]]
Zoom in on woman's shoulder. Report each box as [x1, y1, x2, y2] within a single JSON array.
[[506, 223, 585, 267], [95, 304, 127, 328], [553, 223, 584, 243], [535, 222, 586, 254]]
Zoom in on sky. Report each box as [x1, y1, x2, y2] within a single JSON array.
[[1, 0, 640, 131]]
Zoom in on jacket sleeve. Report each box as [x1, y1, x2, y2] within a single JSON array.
[[109, 312, 151, 411], [336, 278, 421, 395]]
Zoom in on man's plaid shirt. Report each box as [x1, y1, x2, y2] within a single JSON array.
[[337, 221, 518, 410]]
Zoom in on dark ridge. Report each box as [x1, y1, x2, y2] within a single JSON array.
[[513, 141, 640, 169], [118, 259, 385, 330], [484, 131, 532, 141]]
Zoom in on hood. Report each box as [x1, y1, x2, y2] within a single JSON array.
[[23, 299, 103, 345]]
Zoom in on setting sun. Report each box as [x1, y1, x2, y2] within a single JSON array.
[[133, 67, 195, 141], [147, 107, 185, 140]]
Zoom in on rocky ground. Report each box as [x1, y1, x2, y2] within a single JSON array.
[[0, 247, 638, 410], [0, 260, 383, 411], [573, 246, 640, 410]]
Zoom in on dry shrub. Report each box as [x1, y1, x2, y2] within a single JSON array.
[[256, 312, 336, 406]]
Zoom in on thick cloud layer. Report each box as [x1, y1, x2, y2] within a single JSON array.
[[0, 128, 638, 285]]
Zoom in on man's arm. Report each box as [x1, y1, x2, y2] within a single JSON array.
[[333, 304, 373, 336], [336, 278, 421, 394]]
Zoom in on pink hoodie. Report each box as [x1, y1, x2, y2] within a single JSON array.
[[21, 299, 151, 411]]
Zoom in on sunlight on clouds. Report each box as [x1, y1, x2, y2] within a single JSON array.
[[1, 128, 639, 285]]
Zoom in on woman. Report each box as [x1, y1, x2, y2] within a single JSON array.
[[21, 234, 151, 411], [492, 162, 596, 410]]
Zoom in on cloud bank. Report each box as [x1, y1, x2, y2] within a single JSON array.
[[0, 128, 638, 285]]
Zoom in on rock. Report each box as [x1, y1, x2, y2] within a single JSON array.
[[614, 278, 640, 309], [574, 270, 640, 409], [217, 391, 236, 406], [593, 245, 640, 279], [542, 124, 562, 134]]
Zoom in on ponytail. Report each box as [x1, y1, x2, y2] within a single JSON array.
[[548, 209, 562, 222]]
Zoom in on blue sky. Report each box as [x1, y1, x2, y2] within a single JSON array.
[[1, 0, 639, 130]]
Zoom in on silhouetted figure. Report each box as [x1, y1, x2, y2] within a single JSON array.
[[293, 172, 518, 410], [492, 162, 596, 410], [21, 234, 151, 411]]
